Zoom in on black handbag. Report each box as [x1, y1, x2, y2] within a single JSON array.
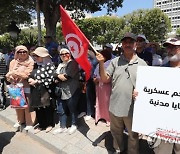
[[55, 85, 62, 97], [30, 83, 50, 107]]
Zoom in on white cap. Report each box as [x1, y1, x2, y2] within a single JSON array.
[[163, 37, 180, 47]]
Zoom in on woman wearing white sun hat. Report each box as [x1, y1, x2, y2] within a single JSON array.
[[28, 47, 56, 134]]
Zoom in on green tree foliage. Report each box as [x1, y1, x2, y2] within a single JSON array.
[[0, 34, 12, 49], [76, 16, 127, 45], [0, 0, 124, 39], [123, 10, 146, 34], [124, 8, 171, 42], [177, 28, 180, 36], [0, 0, 34, 34], [0, 1, 171, 46], [76, 8, 171, 45], [0, 28, 39, 49], [18, 29, 38, 48], [38, 0, 124, 37], [142, 8, 171, 42], [56, 25, 64, 43]]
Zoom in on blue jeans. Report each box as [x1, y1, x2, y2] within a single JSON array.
[[57, 89, 80, 128]]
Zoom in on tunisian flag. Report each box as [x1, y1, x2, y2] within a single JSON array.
[[60, 5, 92, 81]]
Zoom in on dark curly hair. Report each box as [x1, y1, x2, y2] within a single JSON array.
[[100, 49, 112, 62]]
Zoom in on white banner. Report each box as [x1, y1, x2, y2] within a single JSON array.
[[132, 66, 180, 144]]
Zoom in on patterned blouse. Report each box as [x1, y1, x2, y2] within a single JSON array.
[[32, 62, 55, 94]]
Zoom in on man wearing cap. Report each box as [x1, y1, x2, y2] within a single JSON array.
[[96, 32, 147, 154], [44, 35, 59, 66], [153, 37, 180, 154], [44, 35, 58, 52], [104, 43, 116, 58], [136, 34, 153, 66]]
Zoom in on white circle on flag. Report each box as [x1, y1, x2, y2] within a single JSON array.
[[65, 33, 84, 58]]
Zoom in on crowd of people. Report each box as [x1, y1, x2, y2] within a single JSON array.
[[0, 33, 180, 154]]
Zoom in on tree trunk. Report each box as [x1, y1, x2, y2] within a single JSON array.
[[36, 0, 42, 46], [41, 2, 60, 39]]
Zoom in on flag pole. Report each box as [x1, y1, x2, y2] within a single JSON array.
[[89, 42, 99, 55]]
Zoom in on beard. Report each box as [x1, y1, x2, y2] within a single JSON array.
[[168, 53, 180, 62]]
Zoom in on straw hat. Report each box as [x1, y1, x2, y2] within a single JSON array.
[[32, 47, 51, 57]]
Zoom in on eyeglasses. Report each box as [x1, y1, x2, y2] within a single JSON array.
[[33, 55, 40, 58], [60, 53, 69, 56], [17, 51, 27, 54]]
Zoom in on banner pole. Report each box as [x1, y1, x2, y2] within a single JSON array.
[[89, 42, 99, 55]]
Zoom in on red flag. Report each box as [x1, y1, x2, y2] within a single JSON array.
[[60, 5, 92, 81]]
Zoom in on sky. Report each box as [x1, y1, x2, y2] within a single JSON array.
[[93, 0, 154, 17]]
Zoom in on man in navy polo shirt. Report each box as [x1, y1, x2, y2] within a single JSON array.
[[136, 34, 153, 66]]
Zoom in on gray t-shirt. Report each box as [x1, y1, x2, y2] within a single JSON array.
[[106, 54, 147, 117]]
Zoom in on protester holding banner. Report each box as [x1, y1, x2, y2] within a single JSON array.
[[53, 48, 80, 135], [96, 32, 147, 154], [153, 37, 180, 154], [6, 45, 36, 131]]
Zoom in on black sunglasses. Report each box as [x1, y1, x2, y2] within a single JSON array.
[[60, 53, 69, 56], [17, 51, 27, 54], [33, 55, 40, 58]]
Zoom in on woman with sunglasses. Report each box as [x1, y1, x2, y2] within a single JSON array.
[[28, 47, 56, 134], [6, 45, 36, 131], [53, 48, 80, 135]]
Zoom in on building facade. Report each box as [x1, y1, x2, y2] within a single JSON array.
[[153, 0, 180, 32]]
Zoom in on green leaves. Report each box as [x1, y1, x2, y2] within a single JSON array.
[[74, 8, 171, 45], [0, 0, 35, 35], [124, 8, 171, 42], [176, 28, 180, 36], [76, 16, 126, 45]]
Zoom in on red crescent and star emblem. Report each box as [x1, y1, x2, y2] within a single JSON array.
[[65, 33, 84, 58]]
